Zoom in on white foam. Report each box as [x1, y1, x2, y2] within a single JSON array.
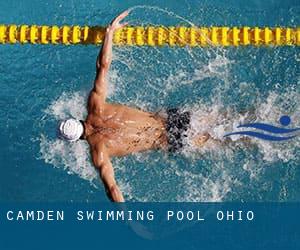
[[37, 7, 299, 202], [181, 89, 300, 162], [39, 92, 98, 184], [38, 72, 300, 203], [45, 91, 87, 120], [253, 90, 300, 162], [39, 134, 97, 183]]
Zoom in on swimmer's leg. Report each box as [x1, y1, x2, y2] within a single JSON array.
[[192, 133, 254, 148], [190, 115, 216, 147], [192, 132, 211, 147], [189, 107, 259, 149]]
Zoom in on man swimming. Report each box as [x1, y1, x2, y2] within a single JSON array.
[[58, 11, 210, 202]]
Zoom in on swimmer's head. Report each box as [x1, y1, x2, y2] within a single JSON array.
[[57, 118, 84, 142]]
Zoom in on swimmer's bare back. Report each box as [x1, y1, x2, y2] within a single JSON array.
[[85, 101, 168, 156], [81, 11, 168, 202]]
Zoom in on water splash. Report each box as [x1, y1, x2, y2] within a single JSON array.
[[39, 88, 300, 202], [37, 6, 300, 202], [39, 134, 97, 184]]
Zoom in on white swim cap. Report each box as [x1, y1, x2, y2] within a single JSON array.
[[58, 118, 84, 142]]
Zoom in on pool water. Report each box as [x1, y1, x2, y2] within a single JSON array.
[[0, 0, 299, 202]]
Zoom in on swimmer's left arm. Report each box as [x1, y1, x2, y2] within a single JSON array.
[[94, 11, 129, 100], [92, 143, 125, 202]]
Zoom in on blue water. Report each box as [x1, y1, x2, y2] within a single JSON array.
[[0, 0, 299, 202]]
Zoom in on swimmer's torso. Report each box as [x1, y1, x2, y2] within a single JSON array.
[[85, 92, 167, 156]]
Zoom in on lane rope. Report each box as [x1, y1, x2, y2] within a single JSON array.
[[0, 25, 299, 46]]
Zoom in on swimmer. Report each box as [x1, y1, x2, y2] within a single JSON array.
[[58, 11, 210, 202]]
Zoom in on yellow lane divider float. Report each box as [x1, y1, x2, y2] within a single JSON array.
[[0, 25, 299, 46]]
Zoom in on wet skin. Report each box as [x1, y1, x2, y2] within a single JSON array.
[[80, 11, 209, 202], [84, 95, 168, 157], [79, 11, 162, 203]]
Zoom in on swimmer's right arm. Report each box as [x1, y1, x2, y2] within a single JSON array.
[[92, 143, 125, 202], [93, 11, 129, 100]]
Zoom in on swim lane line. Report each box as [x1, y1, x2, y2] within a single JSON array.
[[0, 25, 299, 46]]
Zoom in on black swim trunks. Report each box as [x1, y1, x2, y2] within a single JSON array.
[[166, 108, 191, 153]]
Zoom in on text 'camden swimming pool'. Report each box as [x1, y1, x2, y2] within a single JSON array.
[[4, 210, 254, 222]]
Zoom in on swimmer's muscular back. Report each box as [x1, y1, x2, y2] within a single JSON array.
[[83, 11, 167, 202], [86, 90, 167, 157]]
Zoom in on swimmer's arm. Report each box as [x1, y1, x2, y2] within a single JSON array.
[[92, 144, 125, 202], [94, 11, 129, 99]]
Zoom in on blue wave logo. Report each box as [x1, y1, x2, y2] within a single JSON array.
[[224, 116, 300, 141]]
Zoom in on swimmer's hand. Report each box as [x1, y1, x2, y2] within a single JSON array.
[[107, 10, 129, 33]]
